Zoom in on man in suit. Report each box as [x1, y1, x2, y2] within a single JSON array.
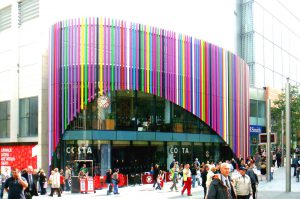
[[22, 166, 38, 198]]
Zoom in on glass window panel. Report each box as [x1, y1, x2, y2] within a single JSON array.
[[0, 102, 6, 119], [273, 20, 282, 46], [263, 11, 273, 41], [290, 57, 297, 81], [254, 34, 264, 65], [136, 91, 155, 131], [116, 90, 135, 131], [273, 46, 282, 73], [253, 2, 263, 34], [264, 68, 273, 87], [20, 98, 29, 117], [257, 101, 265, 118], [264, 39, 273, 70], [254, 64, 265, 88], [20, 117, 29, 137], [274, 73, 283, 90], [282, 29, 290, 52], [250, 100, 257, 117], [282, 52, 289, 78]]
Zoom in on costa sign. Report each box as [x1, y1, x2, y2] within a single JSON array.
[[169, 147, 189, 154], [66, 146, 92, 154]]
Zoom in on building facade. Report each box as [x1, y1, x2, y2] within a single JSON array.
[[0, 0, 251, 173], [49, 18, 249, 174]]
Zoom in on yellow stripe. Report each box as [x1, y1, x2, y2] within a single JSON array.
[[99, 18, 103, 95], [80, 18, 84, 109]]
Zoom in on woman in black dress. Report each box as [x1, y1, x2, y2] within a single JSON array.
[[39, 169, 47, 195]]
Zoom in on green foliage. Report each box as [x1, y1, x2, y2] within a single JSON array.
[[271, 85, 300, 148]]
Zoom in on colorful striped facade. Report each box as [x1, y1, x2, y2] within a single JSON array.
[[49, 18, 249, 164]]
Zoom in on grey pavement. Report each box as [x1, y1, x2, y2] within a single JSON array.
[[2, 166, 299, 198]]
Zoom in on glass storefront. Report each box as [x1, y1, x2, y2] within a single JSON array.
[[68, 90, 213, 135], [59, 90, 233, 177], [61, 139, 232, 176]]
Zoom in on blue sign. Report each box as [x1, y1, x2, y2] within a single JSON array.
[[249, 125, 265, 134]]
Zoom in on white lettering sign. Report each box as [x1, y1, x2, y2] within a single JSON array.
[[66, 146, 93, 154]]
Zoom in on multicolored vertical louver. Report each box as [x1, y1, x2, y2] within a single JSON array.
[[49, 17, 249, 165]]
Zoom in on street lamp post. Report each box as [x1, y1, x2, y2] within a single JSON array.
[[286, 78, 291, 192], [281, 110, 284, 167], [266, 99, 271, 182]]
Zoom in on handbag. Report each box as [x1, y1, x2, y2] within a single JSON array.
[[43, 181, 48, 188]]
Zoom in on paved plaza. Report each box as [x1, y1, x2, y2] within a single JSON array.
[[2, 167, 300, 198]]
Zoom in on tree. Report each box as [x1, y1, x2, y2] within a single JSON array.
[[271, 85, 300, 151]]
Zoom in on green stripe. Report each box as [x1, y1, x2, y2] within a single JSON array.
[[84, 18, 88, 106]]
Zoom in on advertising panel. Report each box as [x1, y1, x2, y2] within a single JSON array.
[[0, 145, 37, 172]]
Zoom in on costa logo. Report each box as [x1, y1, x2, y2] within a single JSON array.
[[146, 176, 153, 183], [98, 95, 110, 109], [168, 173, 172, 181]]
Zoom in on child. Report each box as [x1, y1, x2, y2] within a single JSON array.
[[60, 172, 65, 193], [270, 164, 275, 181]]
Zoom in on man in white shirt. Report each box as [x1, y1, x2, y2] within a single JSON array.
[[234, 166, 252, 199]]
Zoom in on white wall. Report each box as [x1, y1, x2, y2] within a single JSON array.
[[40, 0, 240, 54], [0, 0, 240, 170]]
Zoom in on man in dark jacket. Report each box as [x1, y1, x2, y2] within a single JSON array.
[[22, 166, 38, 198], [207, 163, 236, 199], [246, 163, 258, 199]]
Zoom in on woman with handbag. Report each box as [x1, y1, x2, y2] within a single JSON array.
[[39, 170, 47, 195]]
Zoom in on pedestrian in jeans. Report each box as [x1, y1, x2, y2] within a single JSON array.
[[191, 164, 198, 188], [170, 163, 179, 192], [112, 169, 120, 195], [64, 166, 71, 191]]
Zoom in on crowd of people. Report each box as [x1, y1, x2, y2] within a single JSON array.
[[1, 147, 299, 198], [0, 165, 73, 199]]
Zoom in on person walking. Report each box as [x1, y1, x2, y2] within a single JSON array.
[[64, 166, 71, 191], [38, 169, 47, 195], [207, 163, 236, 199], [181, 164, 192, 196], [170, 163, 179, 192], [152, 164, 159, 189], [106, 169, 113, 195], [276, 151, 282, 168], [59, 172, 65, 194], [49, 168, 61, 197], [201, 164, 209, 198], [1, 167, 11, 199], [112, 169, 120, 195], [191, 164, 197, 188], [4, 167, 28, 199], [234, 166, 252, 199], [22, 165, 38, 198], [246, 163, 258, 199]]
